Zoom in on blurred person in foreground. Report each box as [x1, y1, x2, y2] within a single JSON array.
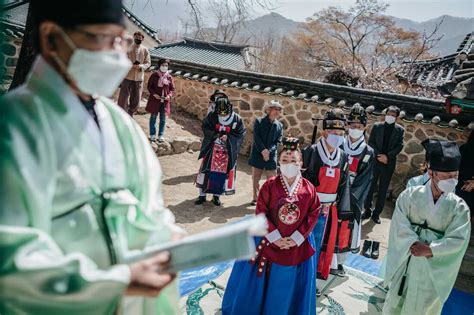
[[0, 0, 182, 314], [382, 141, 470, 315]]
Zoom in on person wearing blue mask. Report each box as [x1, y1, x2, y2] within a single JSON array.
[[302, 108, 351, 280], [0, 0, 182, 314], [363, 106, 405, 224]]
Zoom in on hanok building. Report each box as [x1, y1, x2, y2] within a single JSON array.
[[0, 0, 161, 93], [151, 37, 255, 71]]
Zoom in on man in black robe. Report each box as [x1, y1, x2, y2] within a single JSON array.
[[343, 104, 375, 256], [302, 108, 351, 278]]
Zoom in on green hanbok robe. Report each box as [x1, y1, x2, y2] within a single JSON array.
[[382, 183, 471, 315], [0, 57, 181, 315]]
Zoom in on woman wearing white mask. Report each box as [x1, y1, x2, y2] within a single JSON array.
[[302, 108, 351, 281], [145, 58, 174, 142], [343, 104, 376, 261], [222, 137, 320, 315], [0, 0, 182, 314], [383, 141, 470, 315]]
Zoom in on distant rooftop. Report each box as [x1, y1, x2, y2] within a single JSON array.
[[397, 32, 473, 88], [150, 37, 252, 71], [0, 1, 161, 43]]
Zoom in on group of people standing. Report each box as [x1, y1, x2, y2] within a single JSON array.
[[214, 98, 471, 315], [0, 0, 471, 313]]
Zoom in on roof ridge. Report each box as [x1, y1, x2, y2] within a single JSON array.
[[181, 37, 249, 50]]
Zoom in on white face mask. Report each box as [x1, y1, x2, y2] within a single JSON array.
[[280, 163, 300, 178], [160, 66, 168, 73], [348, 128, 364, 139], [326, 133, 344, 148], [218, 114, 231, 125], [56, 30, 132, 97], [437, 177, 458, 193], [385, 115, 396, 124]]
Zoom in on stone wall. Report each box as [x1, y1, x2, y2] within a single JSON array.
[[170, 76, 470, 199], [0, 36, 22, 93]]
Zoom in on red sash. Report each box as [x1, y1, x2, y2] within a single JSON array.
[[317, 204, 338, 279], [348, 156, 360, 177], [316, 165, 342, 279]]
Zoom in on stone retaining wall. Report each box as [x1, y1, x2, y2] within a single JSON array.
[[170, 76, 470, 198]]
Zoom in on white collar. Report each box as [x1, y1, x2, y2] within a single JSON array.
[[343, 136, 366, 156], [425, 181, 446, 212], [281, 174, 301, 197], [316, 138, 341, 167]]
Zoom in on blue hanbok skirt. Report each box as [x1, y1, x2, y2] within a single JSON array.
[[311, 212, 328, 269], [222, 235, 317, 315]]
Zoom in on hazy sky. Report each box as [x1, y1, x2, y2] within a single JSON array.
[[267, 0, 473, 22]]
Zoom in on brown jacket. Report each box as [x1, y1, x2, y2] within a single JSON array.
[[125, 44, 151, 82]]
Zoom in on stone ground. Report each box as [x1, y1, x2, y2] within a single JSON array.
[[133, 108, 472, 293]]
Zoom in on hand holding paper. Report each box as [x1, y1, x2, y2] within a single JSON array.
[[124, 215, 268, 273]]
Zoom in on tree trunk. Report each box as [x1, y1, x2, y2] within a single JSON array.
[[9, 2, 38, 90]]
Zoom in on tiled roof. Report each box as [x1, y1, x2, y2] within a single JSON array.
[[154, 58, 474, 130], [398, 32, 473, 88], [0, 1, 161, 43], [150, 37, 250, 71], [0, 1, 28, 27], [122, 6, 161, 43]]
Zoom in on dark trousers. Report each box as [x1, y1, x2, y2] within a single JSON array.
[[118, 79, 143, 116], [364, 161, 396, 216]]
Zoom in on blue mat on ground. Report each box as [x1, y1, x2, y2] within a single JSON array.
[[344, 252, 381, 277], [343, 253, 473, 315], [179, 261, 234, 296]]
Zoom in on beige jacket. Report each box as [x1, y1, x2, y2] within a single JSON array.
[[125, 44, 151, 82]]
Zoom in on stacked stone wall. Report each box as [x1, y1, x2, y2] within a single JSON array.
[[170, 76, 470, 198]]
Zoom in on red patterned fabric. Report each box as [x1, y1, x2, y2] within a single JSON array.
[[210, 143, 229, 173], [255, 176, 320, 266]]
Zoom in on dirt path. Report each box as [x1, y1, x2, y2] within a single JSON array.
[[135, 110, 395, 263]]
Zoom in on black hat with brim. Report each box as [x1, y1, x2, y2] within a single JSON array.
[[428, 141, 461, 172], [323, 109, 346, 130], [210, 89, 227, 101], [421, 138, 441, 162]]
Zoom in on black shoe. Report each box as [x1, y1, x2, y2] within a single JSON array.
[[316, 289, 322, 297], [212, 196, 222, 206], [361, 209, 372, 220], [371, 241, 380, 260], [336, 264, 346, 277], [362, 240, 372, 258], [372, 214, 381, 224], [195, 196, 206, 205], [250, 200, 257, 206]]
